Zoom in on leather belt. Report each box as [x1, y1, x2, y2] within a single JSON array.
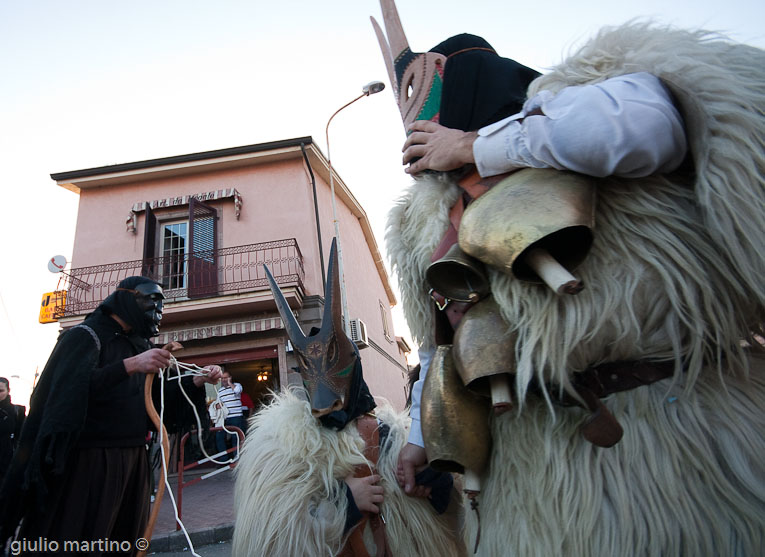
[[544, 360, 676, 447]]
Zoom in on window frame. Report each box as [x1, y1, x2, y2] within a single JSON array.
[[379, 300, 393, 343], [159, 218, 190, 291], [141, 198, 220, 299]]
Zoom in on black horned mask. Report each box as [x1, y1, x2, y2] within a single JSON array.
[[265, 239, 359, 419]]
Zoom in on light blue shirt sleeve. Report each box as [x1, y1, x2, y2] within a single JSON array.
[[407, 347, 434, 447], [474, 72, 687, 178]]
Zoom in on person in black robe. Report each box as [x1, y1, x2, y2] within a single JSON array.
[[0, 276, 221, 555], [0, 377, 26, 480]]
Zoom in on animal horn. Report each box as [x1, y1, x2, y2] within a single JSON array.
[[371, 17, 397, 101], [376, 0, 411, 65], [371, 0, 447, 131], [321, 238, 351, 345], [264, 263, 307, 351]]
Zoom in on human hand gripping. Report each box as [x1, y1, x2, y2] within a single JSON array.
[[124, 348, 172, 375], [402, 120, 477, 175], [345, 474, 385, 514], [194, 365, 223, 387], [396, 443, 431, 498]]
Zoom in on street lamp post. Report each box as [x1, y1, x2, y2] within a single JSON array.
[[325, 81, 385, 333]]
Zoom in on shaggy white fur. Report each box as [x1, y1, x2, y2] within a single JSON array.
[[469, 359, 765, 556], [386, 23, 765, 556], [232, 390, 465, 557]]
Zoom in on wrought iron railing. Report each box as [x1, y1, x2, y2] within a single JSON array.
[[57, 238, 304, 317]]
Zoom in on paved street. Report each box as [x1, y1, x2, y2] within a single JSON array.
[[148, 464, 235, 554], [150, 541, 231, 556]]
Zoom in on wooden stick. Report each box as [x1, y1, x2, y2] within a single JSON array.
[[138, 342, 182, 557], [138, 375, 169, 557], [525, 248, 584, 295]]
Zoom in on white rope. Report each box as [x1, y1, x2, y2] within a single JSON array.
[[153, 356, 243, 556], [166, 357, 241, 466]]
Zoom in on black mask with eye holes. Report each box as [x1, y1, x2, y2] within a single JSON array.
[[101, 276, 165, 339], [132, 282, 165, 337]]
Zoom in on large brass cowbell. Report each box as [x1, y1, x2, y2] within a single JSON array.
[[422, 345, 492, 492], [426, 243, 490, 303], [459, 168, 596, 290], [453, 296, 516, 413]]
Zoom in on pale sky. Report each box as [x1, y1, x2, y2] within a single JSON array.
[[1, 0, 763, 407]]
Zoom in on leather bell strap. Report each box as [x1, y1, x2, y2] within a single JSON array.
[[456, 168, 508, 203], [428, 194, 473, 332], [340, 414, 391, 557], [430, 290, 475, 332], [428, 189, 474, 332], [428, 170, 513, 330], [556, 360, 676, 447]]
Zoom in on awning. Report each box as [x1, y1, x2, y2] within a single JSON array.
[[155, 316, 284, 345]]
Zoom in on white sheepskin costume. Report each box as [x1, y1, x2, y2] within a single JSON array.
[[232, 390, 466, 556], [386, 23, 765, 556]]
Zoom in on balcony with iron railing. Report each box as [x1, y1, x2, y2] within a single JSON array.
[[56, 238, 305, 322]]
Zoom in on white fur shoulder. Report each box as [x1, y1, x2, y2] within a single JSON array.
[[386, 173, 461, 347], [232, 390, 466, 556], [533, 22, 765, 316]]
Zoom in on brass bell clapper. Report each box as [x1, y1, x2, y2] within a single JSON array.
[[525, 247, 584, 295], [458, 168, 596, 296]]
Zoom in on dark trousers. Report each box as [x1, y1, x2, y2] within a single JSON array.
[[215, 416, 246, 458], [17, 446, 149, 556]]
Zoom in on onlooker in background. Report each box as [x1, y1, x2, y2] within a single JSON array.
[[0, 378, 25, 479], [240, 391, 255, 419], [215, 369, 245, 458]]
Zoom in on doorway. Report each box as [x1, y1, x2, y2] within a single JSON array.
[[222, 358, 279, 415]]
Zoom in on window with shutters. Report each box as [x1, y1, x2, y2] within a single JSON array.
[[142, 197, 219, 299]]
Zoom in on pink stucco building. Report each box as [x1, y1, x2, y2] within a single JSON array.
[[51, 137, 410, 410]]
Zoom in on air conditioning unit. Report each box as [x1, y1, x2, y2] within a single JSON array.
[[349, 318, 369, 349]]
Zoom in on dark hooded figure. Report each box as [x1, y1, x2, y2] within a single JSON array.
[[0, 276, 221, 555], [0, 377, 25, 480]]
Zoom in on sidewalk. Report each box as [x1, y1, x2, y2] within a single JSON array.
[[148, 466, 235, 554]]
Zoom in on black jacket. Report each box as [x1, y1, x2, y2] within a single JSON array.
[[0, 398, 25, 478]]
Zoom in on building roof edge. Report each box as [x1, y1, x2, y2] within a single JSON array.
[[50, 136, 314, 181]]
